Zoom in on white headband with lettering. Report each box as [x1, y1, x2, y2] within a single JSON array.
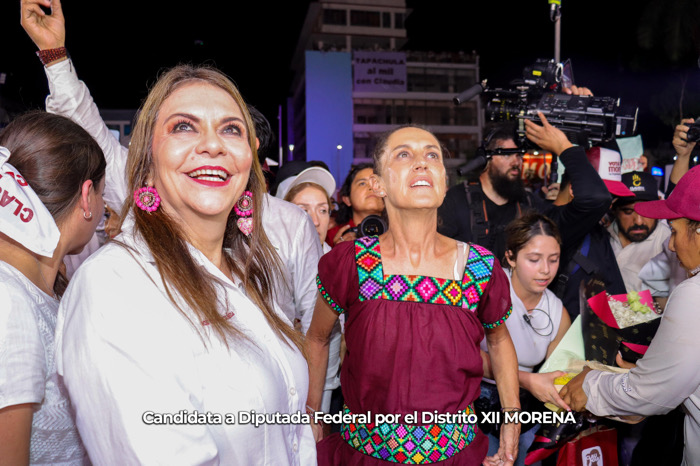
[[0, 146, 60, 257]]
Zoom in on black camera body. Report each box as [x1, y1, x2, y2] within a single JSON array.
[[455, 59, 639, 149], [348, 214, 387, 237], [686, 118, 700, 143]]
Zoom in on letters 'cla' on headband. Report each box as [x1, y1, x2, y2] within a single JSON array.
[[0, 146, 60, 257]]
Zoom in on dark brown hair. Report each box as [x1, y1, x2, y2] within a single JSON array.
[[0, 111, 106, 296], [122, 64, 301, 351], [335, 162, 374, 225], [504, 212, 562, 266], [686, 219, 700, 239]]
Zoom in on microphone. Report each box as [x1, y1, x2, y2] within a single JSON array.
[[453, 80, 486, 105], [457, 154, 488, 176]]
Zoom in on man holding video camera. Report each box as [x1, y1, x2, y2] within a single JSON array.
[[438, 85, 611, 267]]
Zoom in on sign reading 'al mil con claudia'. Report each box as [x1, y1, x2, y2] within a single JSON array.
[[353, 51, 407, 92]]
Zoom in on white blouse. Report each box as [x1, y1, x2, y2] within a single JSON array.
[[0, 261, 87, 464], [481, 268, 563, 373], [55, 219, 316, 465]]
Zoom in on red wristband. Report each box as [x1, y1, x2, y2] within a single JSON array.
[[36, 47, 68, 66]]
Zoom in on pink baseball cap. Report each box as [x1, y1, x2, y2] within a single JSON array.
[[585, 147, 635, 197], [635, 165, 700, 221]]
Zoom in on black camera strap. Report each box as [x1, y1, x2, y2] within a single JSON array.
[[464, 182, 490, 248], [463, 182, 532, 250], [552, 233, 598, 299]]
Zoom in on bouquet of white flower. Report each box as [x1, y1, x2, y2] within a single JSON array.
[[581, 282, 662, 365]]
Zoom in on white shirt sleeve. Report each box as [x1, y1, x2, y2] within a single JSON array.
[[0, 283, 45, 409], [583, 277, 700, 417], [295, 212, 323, 334], [44, 60, 129, 213], [56, 254, 220, 465]]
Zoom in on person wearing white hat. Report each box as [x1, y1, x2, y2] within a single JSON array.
[[278, 164, 337, 254], [278, 164, 344, 417]]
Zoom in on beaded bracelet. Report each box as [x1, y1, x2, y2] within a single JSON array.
[[36, 47, 69, 66]]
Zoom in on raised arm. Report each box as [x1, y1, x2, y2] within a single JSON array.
[[670, 118, 697, 187], [21, 0, 129, 212]]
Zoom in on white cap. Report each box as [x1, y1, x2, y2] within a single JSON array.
[[275, 166, 336, 200]]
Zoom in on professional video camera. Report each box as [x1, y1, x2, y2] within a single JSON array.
[[454, 59, 639, 175]]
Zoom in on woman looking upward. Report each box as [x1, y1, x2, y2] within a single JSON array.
[[307, 125, 521, 465]]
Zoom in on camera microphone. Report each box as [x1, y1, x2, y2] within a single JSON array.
[[523, 314, 531, 324], [453, 80, 486, 105], [457, 155, 489, 176]]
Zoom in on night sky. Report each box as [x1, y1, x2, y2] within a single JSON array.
[[2, 0, 698, 154]]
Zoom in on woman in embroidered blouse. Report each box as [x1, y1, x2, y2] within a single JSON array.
[[307, 124, 521, 465]]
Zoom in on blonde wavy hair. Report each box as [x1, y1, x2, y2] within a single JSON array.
[[120, 64, 302, 351]]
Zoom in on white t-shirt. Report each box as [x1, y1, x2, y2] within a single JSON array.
[[0, 261, 87, 465], [481, 268, 563, 373], [55, 218, 316, 465]]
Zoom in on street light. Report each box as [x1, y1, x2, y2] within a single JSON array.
[[336, 144, 343, 185]]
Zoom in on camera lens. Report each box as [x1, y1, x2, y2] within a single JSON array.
[[358, 215, 387, 237]]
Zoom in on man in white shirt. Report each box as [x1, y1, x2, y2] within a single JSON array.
[[608, 171, 670, 292]]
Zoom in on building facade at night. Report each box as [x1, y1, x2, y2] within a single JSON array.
[[287, 0, 484, 187]]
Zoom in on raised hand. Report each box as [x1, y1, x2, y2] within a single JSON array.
[[524, 111, 573, 156], [673, 118, 697, 159], [20, 0, 65, 51]]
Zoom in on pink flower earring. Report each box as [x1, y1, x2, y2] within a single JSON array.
[[134, 186, 161, 212], [234, 190, 254, 236]]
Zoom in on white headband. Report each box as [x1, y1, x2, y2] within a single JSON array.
[[0, 147, 60, 257]]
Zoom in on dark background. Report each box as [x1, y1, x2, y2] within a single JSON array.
[[2, 0, 699, 159]]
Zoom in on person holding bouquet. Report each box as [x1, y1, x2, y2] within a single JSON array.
[[562, 165, 700, 466]]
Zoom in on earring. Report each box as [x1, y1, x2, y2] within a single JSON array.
[[134, 186, 161, 212], [83, 210, 92, 220], [234, 190, 254, 236]]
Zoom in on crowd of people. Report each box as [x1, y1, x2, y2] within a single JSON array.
[[2, 0, 700, 465]]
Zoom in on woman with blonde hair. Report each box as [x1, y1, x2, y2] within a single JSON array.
[[54, 65, 315, 464]]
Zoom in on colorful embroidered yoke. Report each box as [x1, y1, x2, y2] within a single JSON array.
[[348, 236, 510, 326], [314, 238, 512, 465]]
